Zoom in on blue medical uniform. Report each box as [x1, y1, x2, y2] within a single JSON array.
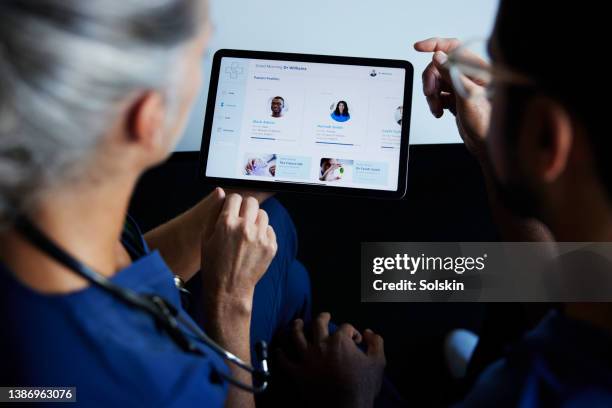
[[0, 198, 311, 407], [460, 311, 612, 407]]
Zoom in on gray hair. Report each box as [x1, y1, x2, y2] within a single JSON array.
[[0, 0, 206, 228]]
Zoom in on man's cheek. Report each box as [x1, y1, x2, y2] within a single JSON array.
[[487, 94, 511, 182]]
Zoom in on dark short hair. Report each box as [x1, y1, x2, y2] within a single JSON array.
[[272, 96, 284, 104], [496, 0, 610, 198]]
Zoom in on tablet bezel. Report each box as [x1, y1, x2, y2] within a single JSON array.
[[199, 49, 413, 199]]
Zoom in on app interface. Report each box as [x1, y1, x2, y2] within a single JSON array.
[[205, 57, 406, 191]]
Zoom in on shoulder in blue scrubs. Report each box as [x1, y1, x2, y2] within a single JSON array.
[[460, 311, 612, 407], [0, 217, 229, 407]]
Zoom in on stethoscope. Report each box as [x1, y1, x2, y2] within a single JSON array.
[[14, 217, 270, 394]]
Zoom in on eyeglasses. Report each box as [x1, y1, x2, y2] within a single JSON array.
[[446, 38, 535, 101]]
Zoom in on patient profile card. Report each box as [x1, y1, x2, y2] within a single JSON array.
[[206, 57, 406, 192]]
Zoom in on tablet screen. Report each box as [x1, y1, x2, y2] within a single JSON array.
[[203, 53, 411, 195]]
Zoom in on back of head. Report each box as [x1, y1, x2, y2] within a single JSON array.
[[0, 0, 205, 228], [496, 0, 610, 198]]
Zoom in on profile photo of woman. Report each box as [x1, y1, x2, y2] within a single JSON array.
[[330, 100, 350, 123]]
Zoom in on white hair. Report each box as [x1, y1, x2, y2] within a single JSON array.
[[0, 0, 205, 228]]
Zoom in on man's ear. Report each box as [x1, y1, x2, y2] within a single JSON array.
[[127, 91, 166, 151], [517, 96, 573, 183]]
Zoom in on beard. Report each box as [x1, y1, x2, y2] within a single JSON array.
[[490, 87, 544, 220], [490, 156, 542, 220]]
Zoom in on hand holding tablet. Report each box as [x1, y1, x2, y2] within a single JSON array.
[[200, 50, 413, 199]]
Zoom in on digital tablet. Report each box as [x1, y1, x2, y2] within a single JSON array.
[[199, 49, 413, 199]]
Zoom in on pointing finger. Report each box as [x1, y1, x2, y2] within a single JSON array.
[[414, 37, 461, 53]]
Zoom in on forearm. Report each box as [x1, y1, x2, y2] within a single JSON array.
[[221, 326, 255, 408], [202, 296, 255, 408], [144, 203, 207, 281]]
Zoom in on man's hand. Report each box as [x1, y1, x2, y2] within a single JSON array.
[[415, 38, 555, 242], [276, 313, 386, 408], [414, 37, 491, 162]]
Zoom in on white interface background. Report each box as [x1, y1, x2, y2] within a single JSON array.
[[206, 59, 406, 191]]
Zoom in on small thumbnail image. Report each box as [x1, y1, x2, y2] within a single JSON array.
[[244, 153, 276, 177], [319, 158, 353, 182], [395, 106, 403, 126]]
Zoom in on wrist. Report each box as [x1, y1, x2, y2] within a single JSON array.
[[208, 290, 254, 318], [201, 290, 254, 336]]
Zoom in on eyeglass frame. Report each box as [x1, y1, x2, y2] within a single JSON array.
[[445, 38, 536, 100]]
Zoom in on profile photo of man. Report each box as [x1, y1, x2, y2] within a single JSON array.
[[395, 106, 403, 126], [270, 96, 285, 118], [370, 69, 378, 77]]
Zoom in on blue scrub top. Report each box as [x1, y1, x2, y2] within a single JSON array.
[[330, 112, 350, 122], [460, 311, 612, 406], [0, 218, 229, 407]]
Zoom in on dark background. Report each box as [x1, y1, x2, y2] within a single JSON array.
[[129, 144, 499, 406]]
